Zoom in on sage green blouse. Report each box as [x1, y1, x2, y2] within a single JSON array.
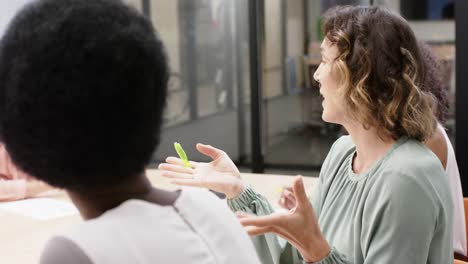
[[228, 136, 453, 264]]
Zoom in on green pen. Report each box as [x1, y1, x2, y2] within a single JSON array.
[[174, 142, 191, 168]]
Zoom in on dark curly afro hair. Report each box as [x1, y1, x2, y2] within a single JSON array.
[[0, 0, 169, 192], [418, 40, 450, 125]]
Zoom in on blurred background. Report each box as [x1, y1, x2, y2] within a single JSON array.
[[122, 0, 456, 177], [0, 0, 464, 189]]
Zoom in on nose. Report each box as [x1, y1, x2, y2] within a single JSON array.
[[313, 66, 321, 88]]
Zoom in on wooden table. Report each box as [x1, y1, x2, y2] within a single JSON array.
[[0, 170, 317, 263]]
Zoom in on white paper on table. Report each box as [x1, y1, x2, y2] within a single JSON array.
[[0, 198, 78, 220]]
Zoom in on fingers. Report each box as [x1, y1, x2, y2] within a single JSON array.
[[160, 171, 193, 180], [242, 216, 304, 249], [165, 157, 199, 168], [284, 199, 296, 210], [292, 176, 309, 207], [278, 187, 296, 209], [158, 163, 194, 174], [236, 212, 275, 236], [278, 196, 294, 210], [283, 189, 295, 201], [244, 226, 271, 236], [238, 213, 283, 227], [196, 143, 225, 160], [235, 211, 252, 219], [278, 197, 287, 209]]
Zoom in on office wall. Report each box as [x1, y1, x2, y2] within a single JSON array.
[[306, 0, 322, 43], [377, 0, 455, 42], [409, 21, 454, 42], [264, 0, 283, 99], [287, 0, 305, 88]]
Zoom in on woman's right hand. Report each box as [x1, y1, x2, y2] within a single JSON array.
[[158, 143, 245, 199]]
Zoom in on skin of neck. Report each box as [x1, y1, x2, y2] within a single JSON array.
[[343, 120, 396, 174], [68, 174, 165, 220]]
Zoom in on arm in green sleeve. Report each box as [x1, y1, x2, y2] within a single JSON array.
[[227, 185, 347, 264], [228, 186, 302, 264], [225, 139, 341, 264], [225, 138, 348, 264]]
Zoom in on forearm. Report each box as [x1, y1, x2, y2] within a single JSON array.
[[228, 185, 290, 263], [300, 236, 331, 263]]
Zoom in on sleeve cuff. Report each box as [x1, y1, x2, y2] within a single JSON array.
[[304, 247, 347, 264], [226, 184, 259, 212]]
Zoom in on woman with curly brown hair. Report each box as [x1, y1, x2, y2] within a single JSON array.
[[159, 6, 453, 264]]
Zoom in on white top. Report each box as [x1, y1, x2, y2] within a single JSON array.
[[440, 125, 467, 255], [40, 188, 260, 264]]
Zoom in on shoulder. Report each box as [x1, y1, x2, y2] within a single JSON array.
[[40, 236, 93, 264], [385, 138, 445, 180], [322, 135, 355, 167], [331, 135, 354, 153], [371, 139, 452, 214], [319, 135, 354, 178]]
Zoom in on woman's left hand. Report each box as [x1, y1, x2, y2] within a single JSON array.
[[236, 176, 330, 263]]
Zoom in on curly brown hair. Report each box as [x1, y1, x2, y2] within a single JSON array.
[[323, 6, 436, 141]]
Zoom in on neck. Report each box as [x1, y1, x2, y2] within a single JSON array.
[[344, 121, 396, 174], [68, 174, 155, 220]]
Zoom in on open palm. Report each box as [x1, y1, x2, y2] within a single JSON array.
[[158, 143, 245, 199]]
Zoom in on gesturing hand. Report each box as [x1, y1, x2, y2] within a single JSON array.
[[158, 143, 245, 199], [237, 176, 330, 263]]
